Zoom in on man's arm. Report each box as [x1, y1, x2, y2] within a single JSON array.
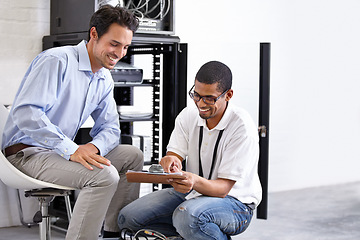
[[72, 91, 119, 170], [88, 77, 121, 157], [11, 55, 79, 159], [160, 151, 234, 198], [168, 168, 235, 198]]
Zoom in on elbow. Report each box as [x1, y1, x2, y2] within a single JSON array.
[[220, 193, 228, 198], [217, 191, 229, 198]]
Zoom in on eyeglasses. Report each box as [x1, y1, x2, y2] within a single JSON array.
[[188, 85, 229, 105]]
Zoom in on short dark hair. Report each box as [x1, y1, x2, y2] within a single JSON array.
[[88, 5, 139, 41], [195, 61, 232, 92]]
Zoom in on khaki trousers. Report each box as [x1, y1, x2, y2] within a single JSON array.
[[7, 144, 143, 240]]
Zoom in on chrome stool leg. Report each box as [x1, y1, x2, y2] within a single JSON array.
[[38, 196, 54, 240], [64, 195, 72, 222], [24, 188, 72, 240]]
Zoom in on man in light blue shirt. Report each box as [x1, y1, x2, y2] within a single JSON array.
[[1, 5, 143, 240]]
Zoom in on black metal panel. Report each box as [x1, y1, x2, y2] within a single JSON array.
[[50, 0, 97, 35], [257, 43, 271, 220], [161, 43, 187, 156], [177, 44, 188, 115]]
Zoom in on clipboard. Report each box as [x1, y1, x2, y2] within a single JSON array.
[[126, 170, 186, 184]]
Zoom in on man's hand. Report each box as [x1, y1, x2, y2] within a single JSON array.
[[160, 153, 182, 173], [167, 166, 196, 193], [70, 143, 111, 170], [167, 166, 236, 197]]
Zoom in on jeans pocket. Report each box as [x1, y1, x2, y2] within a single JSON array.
[[238, 214, 252, 234], [231, 201, 254, 235]]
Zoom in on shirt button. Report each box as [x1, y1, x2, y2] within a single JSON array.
[[61, 154, 64, 157], [44, 140, 48, 143], [64, 149, 68, 153]]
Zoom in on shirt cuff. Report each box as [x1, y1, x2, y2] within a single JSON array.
[[54, 137, 79, 160], [90, 138, 106, 156]]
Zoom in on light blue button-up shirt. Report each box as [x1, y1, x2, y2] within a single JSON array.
[[1, 40, 120, 159]]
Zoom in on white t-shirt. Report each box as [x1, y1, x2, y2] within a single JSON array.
[[167, 102, 262, 206]]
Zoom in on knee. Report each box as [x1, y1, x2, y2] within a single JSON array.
[[117, 206, 129, 230], [127, 145, 144, 170], [109, 145, 144, 170], [94, 165, 120, 190], [173, 202, 214, 239], [173, 204, 194, 237], [132, 145, 143, 163], [117, 201, 140, 231]]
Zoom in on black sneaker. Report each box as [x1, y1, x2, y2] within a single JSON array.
[[103, 230, 120, 238]]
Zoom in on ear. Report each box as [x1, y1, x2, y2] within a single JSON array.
[[89, 27, 98, 40], [225, 89, 233, 101]]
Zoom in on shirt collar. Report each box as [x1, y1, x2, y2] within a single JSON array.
[[77, 40, 91, 72], [77, 40, 106, 80]]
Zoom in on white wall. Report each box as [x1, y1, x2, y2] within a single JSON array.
[[1, 0, 360, 197], [0, 0, 50, 105], [0, 0, 50, 227], [175, 0, 360, 192]]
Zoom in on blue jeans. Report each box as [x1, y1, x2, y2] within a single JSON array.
[[118, 188, 253, 240]]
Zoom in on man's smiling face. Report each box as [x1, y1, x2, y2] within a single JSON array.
[[89, 23, 133, 72]]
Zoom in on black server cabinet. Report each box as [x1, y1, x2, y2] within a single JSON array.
[[50, 0, 175, 35]]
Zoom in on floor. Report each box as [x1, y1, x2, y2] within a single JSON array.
[[0, 181, 359, 240]]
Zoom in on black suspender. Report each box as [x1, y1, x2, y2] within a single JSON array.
[[198, 126, 204, 177], [198, 126, 225, 179]]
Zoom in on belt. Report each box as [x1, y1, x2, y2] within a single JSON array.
[[4, 143, 32, 157]]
